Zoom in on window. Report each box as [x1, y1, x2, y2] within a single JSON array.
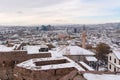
[[2, 61, 6, 67], [114, 59, 116, 63], [110, 56, 111, 60], [109, 64, 111, 69], [11, 60, 16, 68], [114, 67, 116, 72]]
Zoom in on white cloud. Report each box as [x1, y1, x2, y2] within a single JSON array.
[[0, 0, 119, 25]]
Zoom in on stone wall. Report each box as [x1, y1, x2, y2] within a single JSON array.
[[0, 50, 51, 80], [35, 59, 69, 66], [14, 66, 76, 80]]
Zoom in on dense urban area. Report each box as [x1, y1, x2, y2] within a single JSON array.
[[0, 23, 120, 80]]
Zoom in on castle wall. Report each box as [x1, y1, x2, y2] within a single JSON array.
[[0, 51, 51, 80], [14, 66, 76, 80]]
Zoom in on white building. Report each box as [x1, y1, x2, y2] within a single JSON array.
[[108, 50, 120, 72]]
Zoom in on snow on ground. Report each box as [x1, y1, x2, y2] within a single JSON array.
[[84, 73, 120, 80], [98, 67, 106, 71]]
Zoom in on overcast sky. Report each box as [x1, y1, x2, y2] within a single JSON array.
[[0, 0, 120, 25]]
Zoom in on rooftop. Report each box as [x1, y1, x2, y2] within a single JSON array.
[[17, 57, 85, 71], [24, 45, 48, 54], [0, 45, 15, 52], [86, 56, 98, 62], [59, 45, 95, 56], [113, 50, 120, 60]]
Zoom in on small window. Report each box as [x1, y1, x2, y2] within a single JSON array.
[[114, 59, 116, 63], [114, 67, 116, 72], [110, 56, 111, 60], [109, 64, 111, 69]]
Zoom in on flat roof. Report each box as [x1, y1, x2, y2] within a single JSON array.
[[17, 57, 85, 71], [24, 45, 48, 54], [0, 45, 14, 52]]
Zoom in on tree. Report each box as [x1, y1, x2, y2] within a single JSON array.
[[86, 44, 93, 49], [95, 43, 111, 62]]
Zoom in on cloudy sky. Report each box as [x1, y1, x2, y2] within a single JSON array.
[[0, 0, 120, 25]]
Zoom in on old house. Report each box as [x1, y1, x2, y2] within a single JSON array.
[[108, 50, 120, 72]]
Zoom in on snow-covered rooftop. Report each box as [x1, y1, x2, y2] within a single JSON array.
[[84, 73, 120, 80], [86, 56, 98, 61], [59, 45, 95, 56], [0, 45, 15, 52], [17, 57, 85, 71], [49, 50, 63, 58], [24, 45, 48, 54], [113, 50, 120, 60]]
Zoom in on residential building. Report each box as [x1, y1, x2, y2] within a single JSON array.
[[108, 50, 120, 72]]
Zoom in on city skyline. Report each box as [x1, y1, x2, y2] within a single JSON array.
[[0, 0, 120, 25]]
